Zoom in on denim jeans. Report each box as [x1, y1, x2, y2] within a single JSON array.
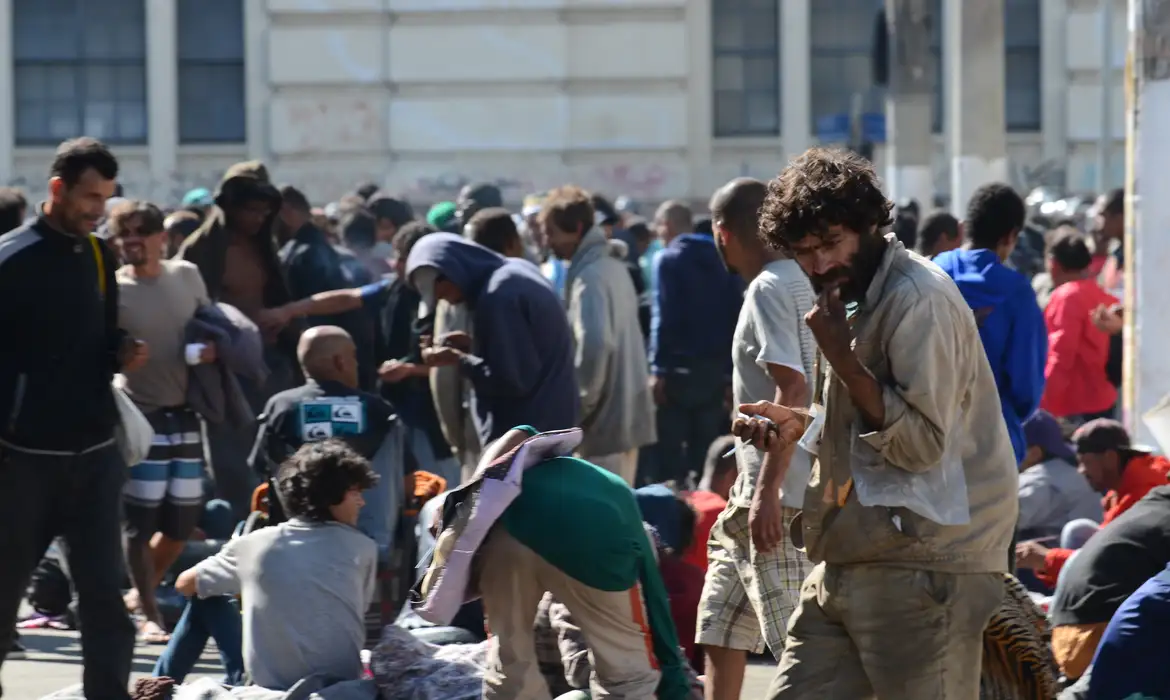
[[153, 596, 244, 685]]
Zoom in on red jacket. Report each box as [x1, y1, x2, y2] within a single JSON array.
[[682, 490, 726, 571], [1038, 454, 1170, 587], [1040, 278, 1119, 417]]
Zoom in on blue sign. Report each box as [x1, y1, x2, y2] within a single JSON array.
[[814, 112, 887, 144]]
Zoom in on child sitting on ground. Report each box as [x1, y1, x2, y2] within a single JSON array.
[[163, 440, 380, 690]]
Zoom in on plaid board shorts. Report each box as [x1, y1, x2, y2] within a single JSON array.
[[123, 406, 205, 541], [696, 503, 810, 658]]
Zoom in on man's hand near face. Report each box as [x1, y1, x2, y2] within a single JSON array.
[[804, 288, 853, 367]]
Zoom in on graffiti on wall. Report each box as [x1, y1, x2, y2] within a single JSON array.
[[1010, 158, 1065, 192], [405, 174, 536, 202], [271, 97, 383, 155], [6, 170, 230, 207], [591, 164, 671, 201]]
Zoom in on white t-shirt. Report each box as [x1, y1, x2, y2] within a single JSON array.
[[730, 259, 816, 508]]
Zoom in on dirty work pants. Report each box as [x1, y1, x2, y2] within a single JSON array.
[[0, 444, 135, 700], [767, 562, 1003, 700], [478, 527, 660, 700]]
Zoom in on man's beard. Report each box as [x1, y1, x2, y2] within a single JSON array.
[[808, 233, 887, 302]]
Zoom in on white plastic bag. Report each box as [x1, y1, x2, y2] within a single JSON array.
[[113, 384, 153, 466], [849, 419, 970, 526]]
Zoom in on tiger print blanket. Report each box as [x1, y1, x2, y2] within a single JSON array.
[[981, 574, 1061, 700]]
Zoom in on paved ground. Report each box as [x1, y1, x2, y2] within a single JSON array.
[[7, 627, 777, 698]]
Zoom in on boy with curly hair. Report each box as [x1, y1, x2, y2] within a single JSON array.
[[748, 148, 1018, 699], [164, 440, 379, 690]]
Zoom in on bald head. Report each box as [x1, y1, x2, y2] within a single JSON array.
[[654, 200, 693, 243], [297, 325, 358, 387], [710, 178, 767, 243]]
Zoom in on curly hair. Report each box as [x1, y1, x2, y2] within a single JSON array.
[[275, 439, 379, 523], [758, 147, 893, 250]]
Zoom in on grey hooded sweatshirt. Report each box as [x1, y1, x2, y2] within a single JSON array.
[[564, 228, 656, 456], [405, 234, 580, 444]]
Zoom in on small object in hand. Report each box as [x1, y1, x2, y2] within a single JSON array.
[[184, 343, 206, 366], [725, 407, 813, 457]]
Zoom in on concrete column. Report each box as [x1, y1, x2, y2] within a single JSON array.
[[0, 0, 14, 184], [883, 0, 935, 209], [1125, 0, 1170, 447], [781, 0, 812, 161], [1039, 0, 1068, 167], [685, 0, 713, 201], [243, 0, 270, 161], [146, 0, 178, 185], [946, 0, 1008, 215]]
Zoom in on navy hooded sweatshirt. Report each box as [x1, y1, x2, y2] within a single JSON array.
[[933, 248, 1047, 463], [404, 234, 580, 444], [650, 233, 743, 375]]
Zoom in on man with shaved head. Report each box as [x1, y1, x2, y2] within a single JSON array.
[[248, 326, 404, 561], [646, 197, 744, 485], [699, 178, 816, 700]]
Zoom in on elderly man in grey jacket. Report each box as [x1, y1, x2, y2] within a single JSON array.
[[540, 186, 656, 485]]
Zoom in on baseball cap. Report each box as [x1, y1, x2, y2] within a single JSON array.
[[1023, 411, 1075, 463], [410, 266, 440, 320], [181, 187, 213, 209], [1072, 419, 1146, 455], [521, 193, 545, 218], [426, 201, 457, 230]]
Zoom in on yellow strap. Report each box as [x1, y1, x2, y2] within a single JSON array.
[[88, 235, 106, 298]]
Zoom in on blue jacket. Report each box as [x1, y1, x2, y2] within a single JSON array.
[[404, 234, 580, 443], [933, 248, 1047, 462], [650, 234, 743, 375]]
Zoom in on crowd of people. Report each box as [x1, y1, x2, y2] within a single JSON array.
[[0, 135, 1165, 700]]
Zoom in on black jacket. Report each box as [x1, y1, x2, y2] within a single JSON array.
[[279, 223, 378, 389], [0, 215, 125, 451]]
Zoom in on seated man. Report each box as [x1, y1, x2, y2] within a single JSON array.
[[1016, 419, 1170, 590], [250, 325, 407, 560], [1045, 486, 1170, 682], [1017, 410, 1104, 542], [158, 440, 379, 689], [473, 426, 692, 700]]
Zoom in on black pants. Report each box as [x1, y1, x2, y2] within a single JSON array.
[[646, 361, 729, 485], [0, 444, 135, 700]]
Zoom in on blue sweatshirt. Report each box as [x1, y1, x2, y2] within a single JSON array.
[[404, 234, 580, 444], [649, 234, 743, 375], [933, 248, 1047, 462]]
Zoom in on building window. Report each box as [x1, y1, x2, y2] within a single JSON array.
[[1004, 0, 1042, 132], [712, 0, 781, 137], [809, 0, 886, 137], [178, 0, 246, 144], [13, 0, 147, 146], [932, 0, 1042, 133]]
